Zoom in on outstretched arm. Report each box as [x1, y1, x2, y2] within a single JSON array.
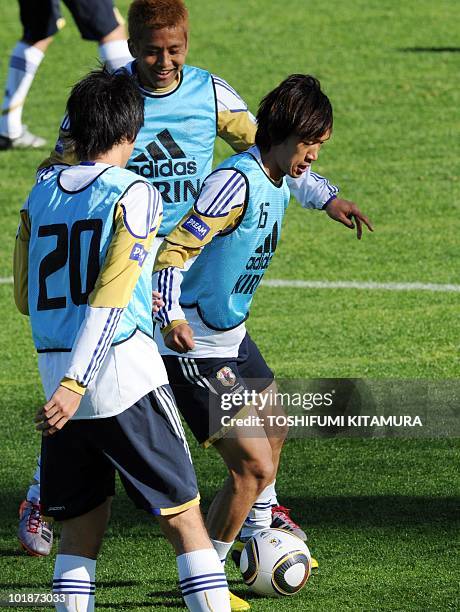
[[323, 198, 374, 240], [287, 169, 373, 238]]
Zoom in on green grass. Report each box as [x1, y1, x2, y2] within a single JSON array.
[[1, 0, 459, 610]]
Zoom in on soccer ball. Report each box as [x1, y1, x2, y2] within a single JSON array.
[[239, 528, 311, 597]]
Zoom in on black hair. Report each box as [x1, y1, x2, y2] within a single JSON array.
[[255, 74, 333, 151], [67, 67, 144, 160]]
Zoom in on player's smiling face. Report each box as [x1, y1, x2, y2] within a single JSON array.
[[272, 130, 331, 180], [129, 26, 188, 90]]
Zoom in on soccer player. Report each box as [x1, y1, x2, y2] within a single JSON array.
[[0, 0, 133, 150], [153, 74, 373, 597], [13, 67, 231, 612], [40, 0, 360, 246], [20, 0, 369, 576]]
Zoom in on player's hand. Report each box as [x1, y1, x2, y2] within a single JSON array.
[[152, 290, 165, 314], [164, 323, 195, 353], [324, 198, 373, 240], [35, 385, 82, 436]]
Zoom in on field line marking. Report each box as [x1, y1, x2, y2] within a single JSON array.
[[261, 279, 460, 293], [1, 276, 459, 292]]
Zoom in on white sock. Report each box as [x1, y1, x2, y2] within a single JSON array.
[[271, 479, 279, 506], [0, 42, 45, 138], [26, 456, 41, 503], [240, 481, 276, 540], [177, 548, 230, 612], [53, 554, 96, 612], [211, 538, 234, 565], [98, 40, 133, 72]]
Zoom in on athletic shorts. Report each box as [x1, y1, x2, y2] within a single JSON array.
[[162, 333, 274, 447], [19, 0, 120, 43], [40, 386, 199, 521]]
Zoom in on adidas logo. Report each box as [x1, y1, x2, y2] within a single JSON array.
[[231, 222, 279, 296], [246, 221, 279, 271], [127, 129, 197, 179], [127, 129, 200, 205]]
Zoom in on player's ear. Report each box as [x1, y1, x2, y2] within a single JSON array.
[[127, 39, 137, 59], [181, 24, 189, 51]]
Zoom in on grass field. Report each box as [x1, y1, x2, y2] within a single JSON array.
[[1, 0, 459, 610]]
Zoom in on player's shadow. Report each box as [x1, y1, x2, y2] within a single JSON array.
[[0, 549, 27, 557], [147, 587, 261, 606], [0, 580, 138, 589], [0, 488, 166, 537], [2, 489, 458, 534], [98, 603, 180, 609], [0, 582, 47, 589], [399, 47, 460, 53], [269, 495, 459, 528], [97, 581, 138, 588]]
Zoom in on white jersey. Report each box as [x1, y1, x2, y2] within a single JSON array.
[[155, 308, 246, 359], [151, 235, 246, 358], [39, 329, 168, 419]]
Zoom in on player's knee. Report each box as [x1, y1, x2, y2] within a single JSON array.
[[161, 505, 203, 533], [58, 526, 104, 559], [22, 36, 54, 50], [271, 417, 289, 444], [58, 498, 111, 559], [157, 505, 211, 554], [233, 455, 275, 494], [253, 458, 276, 493]]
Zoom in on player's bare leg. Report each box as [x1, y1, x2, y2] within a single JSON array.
[[260, 382, 309, 541], [259, 381, 288, 473], [99, 23, 126, 44], [52, 498, 112, 611], [158, 506, 231, 611], [205, 411, 276, 543], [25, 36, 54, 53], [58, 497, 111, 559], [237, 382, 310, 551], [204, 419, 275, 610], [234, 383, 316, 572], [157, 504, 214, 554], [235, 383, 293, 541]]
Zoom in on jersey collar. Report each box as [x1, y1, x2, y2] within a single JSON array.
[[131, 61, 184, 98]]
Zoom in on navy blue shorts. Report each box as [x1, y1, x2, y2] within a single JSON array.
[[40, 386, 199, 521], [19, 0, 120, 43], [162, 333, 274, 446]]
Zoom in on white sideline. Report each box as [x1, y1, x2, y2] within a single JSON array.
[[1, 275, 459, 293], [262, 279, 460, 293]]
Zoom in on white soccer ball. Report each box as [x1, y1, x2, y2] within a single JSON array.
[[239, 528, 311, 597]]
